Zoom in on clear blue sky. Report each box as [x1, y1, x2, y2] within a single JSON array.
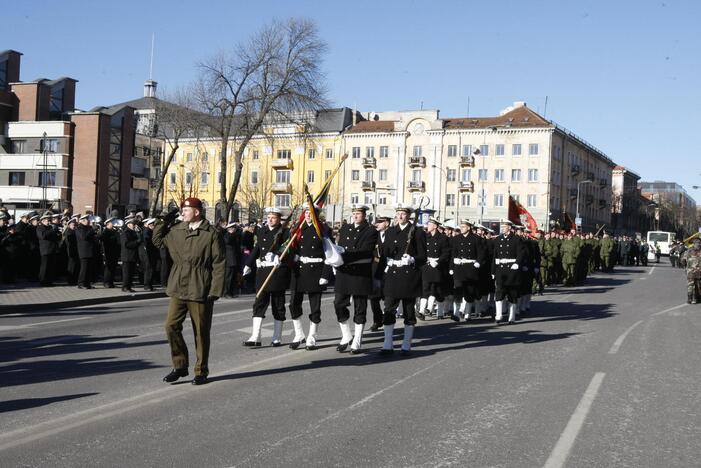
[[3, 0, 700, 201]]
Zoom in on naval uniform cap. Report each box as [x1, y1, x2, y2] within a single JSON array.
[[225, 221, 237, 229], [79, 214, 91, 221], [143, 218, 156, 226], [351, 204, 369, 213], [40, 211, 54, 220], [427, 217, 441, 226], [394, 204, 413, 214], [459, 219, 473, 226], [0, 212, 8, 220], [124, 215, 136, 225], [500, 219, 515, 226], [104, 217, 118, 224], [374, 216, 390, 223], [264, 207, 283, 216], [29, 214, 40, 222]]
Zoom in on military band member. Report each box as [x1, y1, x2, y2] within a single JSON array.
[[332, 204, 377, 354], [62, 216, 80, 285], [222, 221, 242, 298], [418, 218, 451, 320], [242, 207, 290, 347], [121, 215, 140, 293], [449, 220, 486, 321], [492, 220, 525, 324], [36, 211, 59, 286], [76, 214, 98, 289], [140, 218, 157, 291], [380, 205, 426, 356], [369, 216, 390, 331], [100, 217, 121, 288]]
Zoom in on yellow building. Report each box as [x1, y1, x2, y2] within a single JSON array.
[[164, 108, 355, 222]]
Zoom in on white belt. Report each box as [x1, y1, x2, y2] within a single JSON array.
[[427, 257, 439, 262], [300, 256, 324, 264], [453, 258, 476, 265], [495, 258, 516, 264], [256, 260, 278, 268], [387, 258, 409, 267]]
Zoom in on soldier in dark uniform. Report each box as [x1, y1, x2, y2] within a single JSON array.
[[1, 223, 22, 283], [369, 216, 390, 331], [100, 217, 121, 288], [492, 220, 525, 324], [331, 205, 377, 354], [121, 215, 141, 292], [380, 205, 426, 356], [289, 205, 329, 350], [242, 207, 290, 347], [140, 218, 157, 291], [515, 226, 538, 316], [36, 212, 60, 286], [222, 221, 242, 298], [417, 218, 451, 320], [62, 217, 80, 285], [75, 214, 98, 289], [449, 220, 486, 321]]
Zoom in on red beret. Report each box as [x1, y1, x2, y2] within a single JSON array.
[[181, 197, 203, 210]]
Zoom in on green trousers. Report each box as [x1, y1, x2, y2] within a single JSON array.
[[164, 297, 213, 376]]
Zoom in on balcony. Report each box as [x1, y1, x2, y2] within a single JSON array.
[[361, 181, 376, 191], [459, 156, 475, 167], [0, 153, 71, 170], [0, 185, 69, 203], [408, 156, 426, 168], [271, 158, 293, 169], [362, 157, 377, 168], [458, 181, 475, 192], [408, 181, 425, 192], [570, 164, 581, 176], [271, 182, 292, 192]]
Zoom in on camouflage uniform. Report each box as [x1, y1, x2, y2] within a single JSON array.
[[682, 242, 701, 304]]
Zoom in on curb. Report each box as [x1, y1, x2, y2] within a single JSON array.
[[1, 291, 167, 314]]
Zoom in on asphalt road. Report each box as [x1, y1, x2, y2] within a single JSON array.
[[1, 261, 699, 467]]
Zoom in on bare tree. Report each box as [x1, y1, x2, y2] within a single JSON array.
[[151, 88, 202, 214], [193, 17, 328, 221]]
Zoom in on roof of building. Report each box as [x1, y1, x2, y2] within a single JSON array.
[[443, 105, 553, 130], [345, 120, 396, 134], [312, 108, 354, 133]]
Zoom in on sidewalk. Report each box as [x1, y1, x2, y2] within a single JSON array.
[[0, 282, 166, 314]]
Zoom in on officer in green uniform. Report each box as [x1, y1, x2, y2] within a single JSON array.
[[561, 232, 582, 286], [153, 197, 226, 386], [600, 233, 615, 272], [682, 238, 701, 304]]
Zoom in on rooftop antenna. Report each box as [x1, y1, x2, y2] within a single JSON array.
[[543, 95, 549, 118], [467, 96, 470, 117], [149, 32, 155, 80], [420, 100, 424, 110]]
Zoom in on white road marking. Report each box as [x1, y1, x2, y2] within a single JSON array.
[[648, 267, 656, 275], [651, 303, 688, 317], [543, 372, 606, 468], [608, 320, 643, 354], [0, 316, 91, 332]]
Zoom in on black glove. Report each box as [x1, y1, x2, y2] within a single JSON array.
[[162, 208, 180, 225]]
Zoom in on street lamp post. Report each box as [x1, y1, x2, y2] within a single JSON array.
[[431, 164, 447, 220], [576, 179, 592, 229]]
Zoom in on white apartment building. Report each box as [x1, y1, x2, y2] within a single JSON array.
[[340, 102, 615, 231]]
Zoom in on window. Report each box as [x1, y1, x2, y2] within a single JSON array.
[[186, 153, 193, 162], [478, 169, 488, 181], [38, 171, 56, 186], [252, 150, 260, 160], [528, 169, 539, 182], [462, 144, 472, 156], [9, 171, 25, 185], [276, 170, 291, 183], [494, 194, 504, 207], [446, 194, 456, 207], [364, 193, 374, 204], [352, 147, 361, 158], [511, 169, 522, 182], [277, 149, 291, 159], [11, 140, 26, 153], [495, 169, 504, 182], [495, 144, 504, 156], [447, 169, 456, 182], [413, 146, 422, 157], [479, 145, 488, 156], [461, 193, 471, 206], [351, 193, 359, 204], [529, 143, 539, 155], [379, 195, 387, 205], [366, 147, 375, 159], [251, 171, 258, 184], [379, 146, 389, 158], [169, 173, 176, 185], [201, 172, 209, 185], [325, 148, 334, 159], [275, 194, 291, 207], [512, 194, 520, 202], [185, 172, 192, 185], [379, 169, 388, 181], [512, 144, 522, 156], [447, 145, 457, 157], [324, 170, 332, 180], [478, 189, 487, 207], [307, 170, 315, 183], [365, 169, 373, 182], [201, 152, 208, 162], [40, 139, 59, 153], [527, 194, 537, 207], [308, 149, 316, 159], [351, 170, 360, 181], [412, 169, 421, 182], [461, 169, 471, 181]]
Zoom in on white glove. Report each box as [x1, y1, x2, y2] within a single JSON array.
[[449, 270, 454, 275], [474, 262, 480, 269], [319, 278, 328, 286], [511, 263, 519, 270], [242, 265, 252, 276], [271, 255, 280, 266], [264, 252, 274, 263], [429, 259, 438, 268], [491, 274, 495, 279], [401, 254, 415, 265], [453, 258, 460, 265]]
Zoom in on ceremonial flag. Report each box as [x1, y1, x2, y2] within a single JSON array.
[[508, 195, 538, 234]]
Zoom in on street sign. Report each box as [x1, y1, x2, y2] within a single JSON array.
[[575, 217, 582, 226]]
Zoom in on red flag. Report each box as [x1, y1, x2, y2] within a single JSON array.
[[508, 196, 538, 234]]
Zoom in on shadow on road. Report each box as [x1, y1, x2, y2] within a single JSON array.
[[0, 392, 99, 414]]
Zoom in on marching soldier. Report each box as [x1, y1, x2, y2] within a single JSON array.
[[0, 224, 22, 283], [600, 233, 616, 272], [140, 218, 157, 291], [332, 205, 377, 354], [76, 214, 98, 289], [222, 221, 242, 298], [62, 216, 80, 285], [492, 220, 525, 324], [100, 217, 121, 288], [380, 205, 426, 356], [289, 205, 329, 350], [449, 220, 486, 321], [36, 211, 59, 286], [153, 198, 225, 385], [417, 218, 451, 320], [121, 215, 141, 292], [242, 207, 290, 347], [682, 238, 701, 304], [369, 216, 390, 331]]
